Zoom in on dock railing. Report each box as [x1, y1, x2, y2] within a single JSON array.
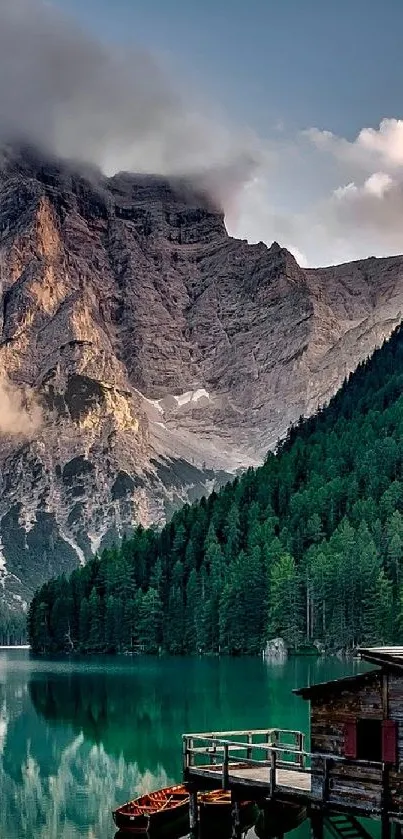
[[183, 728, 309, 792], [182, 729, 385, 803]]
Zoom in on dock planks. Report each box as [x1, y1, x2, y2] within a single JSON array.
[[187, 762, 312, 796]]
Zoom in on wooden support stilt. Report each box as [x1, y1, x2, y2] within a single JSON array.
[[231, 792, 241, 839], [189, 788, 199, 837], [395, 823, 402, 839], [270, 749, 277, 797], [381, 816, 391, 839], [310, 809, 324, 839]]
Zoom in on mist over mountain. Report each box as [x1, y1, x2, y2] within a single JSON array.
[[0, 0, 261, 214]]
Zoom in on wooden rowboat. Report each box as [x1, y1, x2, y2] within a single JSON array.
[[112, 784, 189, 835], [113, 784, 258, 836]]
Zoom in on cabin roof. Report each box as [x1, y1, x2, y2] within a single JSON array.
[[293, 668, 379, 699], [294, 647, 403, 700], [358, 647, 403, 669]]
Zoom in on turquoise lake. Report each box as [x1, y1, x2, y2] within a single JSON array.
[[0, 651, 373, 839]]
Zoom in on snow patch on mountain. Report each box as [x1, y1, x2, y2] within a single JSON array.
[[174, 389, 210, 407], [60, 531, 86, 566]]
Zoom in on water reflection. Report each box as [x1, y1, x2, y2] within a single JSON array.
[[111, 800, 307, 839], [29, 667, 179, 778], [1, 662, 171, 837], [27, 657, 310, 779], [0, 653, 368, 839]]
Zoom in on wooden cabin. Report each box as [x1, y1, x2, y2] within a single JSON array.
[[182, 647, 403, 838], [295, 647, 403, 822]]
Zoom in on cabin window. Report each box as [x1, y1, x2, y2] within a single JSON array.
[[344, 718, 397, 764], [356, 719, 382, 762]]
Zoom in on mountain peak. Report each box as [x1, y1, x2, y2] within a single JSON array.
[[109, 170, 227, 245]]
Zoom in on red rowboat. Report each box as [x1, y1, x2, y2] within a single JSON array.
[[112, 784, 189, 835]]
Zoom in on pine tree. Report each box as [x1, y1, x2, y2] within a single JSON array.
[[165, 561, 184, 653], [184, 569, 200, 652], [138, 588, 162, 653], [224, 503, 240, 562], [267, 554, 303, 649], [88, 587, 102, 651], [203, 524, 225, 650], [79, 597, 90, 650], [105, 594, 120, 651]]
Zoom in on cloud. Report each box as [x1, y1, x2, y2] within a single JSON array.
[[356, 119, 403, 168], [0, 375, 42, 437], [326, 172, 403, 245], [229, 118, 403, 268], [226, 175, 309, 266], [0, 1, 401, 267], [333, 172, 394, 203], [0, 0, 264, 208], [290, 120, 403, 264], [307, 119, 403, 172]]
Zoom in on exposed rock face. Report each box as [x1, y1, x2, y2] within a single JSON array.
[[1, 144, 403, 608], [262, 638, 288, 659]]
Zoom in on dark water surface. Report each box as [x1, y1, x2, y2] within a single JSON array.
[[0, 651, 372, 839]]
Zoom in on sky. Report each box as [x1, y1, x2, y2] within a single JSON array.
[[6, 0, 403, 267]]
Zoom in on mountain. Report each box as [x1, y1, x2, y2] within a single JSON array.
[[29, 323, 403, 655], [1, 144, 403, 610]]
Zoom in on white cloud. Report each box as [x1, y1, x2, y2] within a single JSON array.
[[306, 118, 403, 173], [334, 172, 394, 201], [229, 119, 403, 267], [296, 121, 403, 263], [355, 119, 403, 168], [328, 174, 403, 237], [363, 172, 394, 197]]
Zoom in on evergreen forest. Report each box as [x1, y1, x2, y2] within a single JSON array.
[[0, 605, 27, 646], [28, 325, 403, 655]]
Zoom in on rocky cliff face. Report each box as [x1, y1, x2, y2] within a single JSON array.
[[1, 145, 403, 609]]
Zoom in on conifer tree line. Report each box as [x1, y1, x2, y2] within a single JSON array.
[[29, 324, 403, 655], [0, 605, 27, 646]]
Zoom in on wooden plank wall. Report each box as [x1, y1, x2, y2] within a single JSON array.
[[386, 672, 403, 813], [387, 673, 403, 763], [310, 673, 383, 812]]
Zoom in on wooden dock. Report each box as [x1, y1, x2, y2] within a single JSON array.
[[183, 728, 312, 800], [182, 727, 403, 838]]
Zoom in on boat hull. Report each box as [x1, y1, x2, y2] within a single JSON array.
[[113, 809, 189, 836], [112, 784, 189, 835], [113, 785, 259, 836]]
